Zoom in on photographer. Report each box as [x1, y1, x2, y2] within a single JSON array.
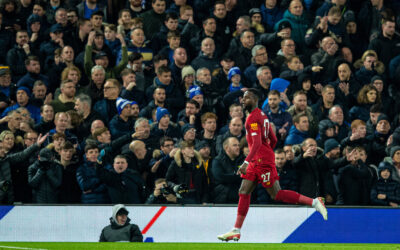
[[145, 178, 180, 204], [166, 141, 209, 204], [28, 148, 62, 203]]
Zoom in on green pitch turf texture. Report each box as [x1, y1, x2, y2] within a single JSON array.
[[0, 243, 399, 250]]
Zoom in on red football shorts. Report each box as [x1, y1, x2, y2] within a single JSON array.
[[241, 162, 279, 188]]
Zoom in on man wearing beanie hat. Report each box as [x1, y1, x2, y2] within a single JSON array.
[[181, 123, 197, 145], [188, 85, 204, 108], [152, 107, 181, 142], [1, 86, 41, 123], [369, 113, 391, 165], [109, 97, 137, 139], [227, 67, 243, 92], [324, 138, 340, 156]]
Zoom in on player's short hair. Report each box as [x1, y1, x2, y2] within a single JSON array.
[[275, 148, 285, 154], [246, 88, 260, 100], [293, 90, 307, 99]]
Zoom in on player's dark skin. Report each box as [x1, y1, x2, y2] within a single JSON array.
[[237, 90, 282, 199]]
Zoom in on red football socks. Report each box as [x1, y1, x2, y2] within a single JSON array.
[[234, 193, 251, 229], [275, 190, 313, 206]]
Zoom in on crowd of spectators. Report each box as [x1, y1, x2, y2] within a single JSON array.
[[0, 0, 400, 206]]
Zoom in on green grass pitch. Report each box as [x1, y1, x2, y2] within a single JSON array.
[[0, 243, 399, 250]]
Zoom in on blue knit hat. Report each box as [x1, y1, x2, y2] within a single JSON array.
[[188, 85, 203, 99], [116, 97, 135, 115], [17, 86, 31, 97], [324, 138, 340, 154], [156, 107, 170, 122], [228, 67, 241, 80], [270, 78, 290, 93]]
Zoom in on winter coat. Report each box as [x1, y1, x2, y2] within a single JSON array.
[[28, 160, 62, 203], [211, 151, 244, 203], [140, 9, 165, 40], [368, 33, 400, 66], [166, 149, 209, 204], [191, 52, 220, 73], [145, 78, 185, 119], [6, 45, 28, 82], [58, 161, 81, 204], [99, 205, 143, 242], [76, 161, 109, 204], [338, 160, 376, 205], [274, 10, 310, 53], [109, 115, 135, 140], [260, 4, 283, 33], [0, 144, 40, 204], [93, 99, 119, 125], [97, 165, 145, 204], [293, 149, 326, 198], [150, 122, 182, 143], [285, 125, 309, 145], [370, 164, 400, 206]]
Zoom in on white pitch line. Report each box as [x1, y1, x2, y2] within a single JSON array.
[[0, 245, 48, 250]]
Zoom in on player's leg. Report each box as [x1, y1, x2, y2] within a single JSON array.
[[217, 179, 257, 242], [265, 181, 328, 220], [235, 179, 257, 229]]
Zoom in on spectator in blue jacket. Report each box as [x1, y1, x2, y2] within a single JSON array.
[[76, 143, 109, 204], [285, 113, 309, 145], [109, 97, 136, 139]]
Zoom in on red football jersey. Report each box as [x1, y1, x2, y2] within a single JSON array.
[[244, 108, 277, 166]]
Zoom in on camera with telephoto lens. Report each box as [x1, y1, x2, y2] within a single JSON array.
[[160, 186, 174, 195]]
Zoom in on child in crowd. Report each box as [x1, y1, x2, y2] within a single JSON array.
[[227, 67, 243, 92]]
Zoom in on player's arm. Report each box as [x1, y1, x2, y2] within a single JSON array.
[[244, 121, 262, 164], [268, 124, 277, 149]]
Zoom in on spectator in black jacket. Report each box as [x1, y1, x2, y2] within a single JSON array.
[[6, 30, 30, 82], [338, 146, 377, 205], [97, 154, 145, 204], [58, 141, 81, 203], [370, 162, 400, 207], [212, 137, 244, 203]]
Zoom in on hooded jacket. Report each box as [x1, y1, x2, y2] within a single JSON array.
[[99, 204, 143, 242], [370, 163, 400, 206]]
